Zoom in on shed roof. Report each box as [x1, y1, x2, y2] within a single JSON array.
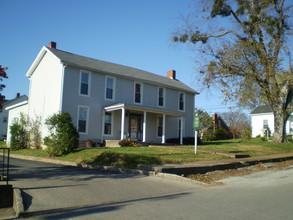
[[250, 105, 273, 114]]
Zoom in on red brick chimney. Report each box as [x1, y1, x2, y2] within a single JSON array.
[[167, 70, 176, 80], [48, 41, 57, 49]]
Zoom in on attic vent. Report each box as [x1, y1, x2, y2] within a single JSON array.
[[167, 70, 176, 80], [48, 41, 57, 49]]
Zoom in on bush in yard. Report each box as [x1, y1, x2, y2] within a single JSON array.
[[213, 128, 231, 140], [10, 113, 29, 150], [44, 112, 79, 156], [119, 138, 141, 147]]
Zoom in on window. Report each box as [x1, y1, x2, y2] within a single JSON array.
[[79, 71, 90, 96], [78, 106, 89, 133], [263, 119, 268, 129], [179, 92, 185, 111], [3, 117, 7, 123], [158, 87, 165, 107], [157, 116, 163, 137], [134, 82, 142, 104], [104, 112, 112, 135], [105, 76, 115, 100]]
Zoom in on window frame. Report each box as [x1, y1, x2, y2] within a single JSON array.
[[178, 92, 185, 112], [105, 76, 116, 101], [157, 116, 163, 138], [103, 112, 113, 136], [134, 82, 143, 104], [79, 70, 91, 97], [158, 87, 165, 107], [77, 105, 89, 134]]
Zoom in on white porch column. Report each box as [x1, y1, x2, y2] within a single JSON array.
[[162, 114, 166, 144], [121, 107, 125, 140], [180, 116, 184, 145], [143, 111, 147, 142]]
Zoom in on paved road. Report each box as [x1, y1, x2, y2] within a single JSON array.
[[9, 158, 293, 219]]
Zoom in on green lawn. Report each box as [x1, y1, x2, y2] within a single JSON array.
[[4, 138, 293, 169], [198, 138, 293, 156]]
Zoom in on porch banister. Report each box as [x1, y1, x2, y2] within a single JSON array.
[[162, 114, 166, 144], [143, 111, 146, 142], [121, 107, 125, 140]]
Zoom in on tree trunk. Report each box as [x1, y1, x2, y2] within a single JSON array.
[[272, 110, 289, 143]]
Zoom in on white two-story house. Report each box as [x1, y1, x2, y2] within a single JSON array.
[[7, 42, 199, 146]]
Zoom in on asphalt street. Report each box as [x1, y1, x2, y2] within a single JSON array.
[[9, 158, 293, 219]]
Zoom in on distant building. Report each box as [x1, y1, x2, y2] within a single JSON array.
[[250, 106, 293, 137]]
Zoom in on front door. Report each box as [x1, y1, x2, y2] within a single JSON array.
[[129, 115, 142, 141]]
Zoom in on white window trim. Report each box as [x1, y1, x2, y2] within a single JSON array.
[[104, 76, 116, 101], [178, 92, 185, 112], [157, 87, 166, 108], [79, 70, 91, 97], [103, 112, 114, 137], [77, 105, 89, 135], [134, 82, 143, 105], [157, 115, 163, 138]]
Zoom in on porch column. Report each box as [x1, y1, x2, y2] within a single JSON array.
[[180, 116, 184, 145], [121, 107, 125, 140], [162, 114, 166, 144], [143, 111, 147, 142]]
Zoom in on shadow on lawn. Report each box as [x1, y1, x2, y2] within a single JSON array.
[[92, 152, 162, 168]]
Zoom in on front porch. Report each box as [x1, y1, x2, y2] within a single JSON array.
[[102, 103, 185, 144]]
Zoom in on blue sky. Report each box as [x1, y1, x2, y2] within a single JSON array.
[[1, 0, 238, 114]]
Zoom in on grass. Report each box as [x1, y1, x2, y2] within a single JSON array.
[[3, 137, 293, 169], [198, 138, 293, 156]]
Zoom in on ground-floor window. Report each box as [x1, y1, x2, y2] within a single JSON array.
[[157, 116, 163, 137], [78, 106, 89, 133], [104, 112, 113, 135]]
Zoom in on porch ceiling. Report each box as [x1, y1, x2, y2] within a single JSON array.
[[104, 103, 185, 117]]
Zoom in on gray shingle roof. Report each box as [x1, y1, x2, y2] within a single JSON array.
[[46, 47, 198, 94], [251, 105, 273, 114]]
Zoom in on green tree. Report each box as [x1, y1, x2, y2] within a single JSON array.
[[0, 65, 8, 101], [174, 0, 292, 143], [44, 112, 79, 156]]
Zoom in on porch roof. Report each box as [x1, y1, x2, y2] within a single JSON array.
[[104, 103, 185, 117]]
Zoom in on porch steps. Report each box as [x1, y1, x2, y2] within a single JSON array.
[[105, 140, 121, 147]]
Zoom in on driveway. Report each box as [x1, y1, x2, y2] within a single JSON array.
[[10, 158, 293, 219]]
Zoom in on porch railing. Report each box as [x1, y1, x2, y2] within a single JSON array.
[[0, 148, 10, 185]]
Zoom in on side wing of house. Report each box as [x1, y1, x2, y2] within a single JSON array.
[[5, 102, 28, 146], [26, 48, 64, 138]]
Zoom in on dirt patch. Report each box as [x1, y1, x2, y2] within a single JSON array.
[[188, 160, 293, 186]]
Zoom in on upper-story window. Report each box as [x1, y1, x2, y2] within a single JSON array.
[[79, 71, 91, 96], [134, 82, 143, 104], [178, 92, 185, 111], [158, 87, 165, 107], [105, 76, 115, 100]]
